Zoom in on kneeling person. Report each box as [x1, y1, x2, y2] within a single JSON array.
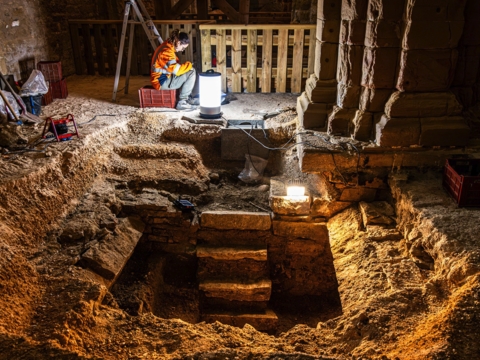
[[151, 29, 196, 110]]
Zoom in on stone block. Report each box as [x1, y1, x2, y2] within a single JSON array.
[[451, 87, 474, 108], [272, 221, 329, 241], [384, 91, 462, 118], [270, 196, 310, 215], [201, 309, 278, 331], [79, 217, 144, 282], [199, 279, 272, 302], [352, 110, 373, 141], [201, 211, 271, 231], [311, 198, 353, 217], [341, 0, 368, 20], [402, 21, 464, 50], [367, 0, 406, 21], [359, 87, 392, 112], [317, 20, 341, 43], [375, 114, 420, 147], [419, 117, 470, 147], [365, 20, 402, 47], [327, 106, 356, 136], [396, 49, 458, 92], [305, 76, 337, 102], [404, 0, 467, 21], [339, 188, 376, 202], [340, 20, 366, 45], [462, 1, 480, 45], [361, 47, 399, 89], [297, 93, 332, 129], [286, 239, 325, 255], [337, 44, 364, 86], [452, 46, 480, 87], [359, 201, 395, 226], [318, 0, 342, 20], [337, 84, 361, 108], [196, 245, 268, 261], [315, 41, 339, 80], [367, 226, 403, 241]]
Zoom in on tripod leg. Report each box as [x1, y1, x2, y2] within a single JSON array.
[[112, 2, 131, 102], [125, 21, 136, 95]]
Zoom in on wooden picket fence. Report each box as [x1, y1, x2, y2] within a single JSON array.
[[68, 20, 212, 77], [199, 24, 316, 93]]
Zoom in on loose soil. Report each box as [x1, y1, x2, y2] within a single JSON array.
[[0, 76, 479, 359]]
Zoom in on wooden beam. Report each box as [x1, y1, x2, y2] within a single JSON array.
[[94, 24, 106, 76], [154, 0, 171, 20], [276, 28, 288, 93], [201, 28, 212, 72], [307, 29, 316, 77], [217, 29, 227, 92], [261, 29, 272, 93], [68, 19, 214, 24], [69, 23, 84, 75], [170, 0, 196, 20], [239, 0, 250, 24], [212, 0, 241, 23], [197, 0, 208, 19], [200, 24, 315, 30], [209, 33, 312, 47], [231, 29, 242, 92], [291, 29, 304, 93], [82, 24, 95, 75], [247, 29, 257, 93]]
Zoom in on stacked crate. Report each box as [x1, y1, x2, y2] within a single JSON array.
[[37, 61, 68, 103]]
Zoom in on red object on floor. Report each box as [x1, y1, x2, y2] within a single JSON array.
[[443, 158, 480, 207], [49, 78, 68, 99], [37, 61, 63, 83], [138, 86, 178, 108], [42, 114, 80, 142], [42, 89, 53, 106]]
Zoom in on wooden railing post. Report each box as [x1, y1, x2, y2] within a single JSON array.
[[247, 29, 257, 92], [261, 29, 272, 93], [232, 29, 242, 92]]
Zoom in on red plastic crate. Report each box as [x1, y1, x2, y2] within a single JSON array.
[[139, 86, 178, 108], [42, 89, 53, 106], [49, 78, 68, 99], [37, 61, 63, 83], [443, 158, 480, 207]]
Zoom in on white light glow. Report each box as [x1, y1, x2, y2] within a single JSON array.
[[287, 186, 305, 197], [199, 74, 221, 108]]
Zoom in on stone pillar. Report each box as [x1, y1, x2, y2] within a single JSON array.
[[326, 0, 369, 137], [376, 0, 469, 147], [297, 0, 342, 130], [451, 0, 480, 108]]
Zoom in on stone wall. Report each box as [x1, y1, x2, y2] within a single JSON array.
[[299, 0, 476, 148]]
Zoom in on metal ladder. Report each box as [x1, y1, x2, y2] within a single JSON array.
[[112, 0, 163, 102]]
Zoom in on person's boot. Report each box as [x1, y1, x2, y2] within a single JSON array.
[[176, 99, 197, 110]]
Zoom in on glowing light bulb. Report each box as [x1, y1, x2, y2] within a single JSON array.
[[286, 186, 305, 197]]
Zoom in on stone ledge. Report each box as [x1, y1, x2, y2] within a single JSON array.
[[201, 309, 278, 331], [197, 246, 267, 261], [269, 196, 310, 215], [199, 279, 272, 302], [201, 211, 271, 231], [272, 221, 328, 241]]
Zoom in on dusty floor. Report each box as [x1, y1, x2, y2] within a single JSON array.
[[0, 75, 480, 359]]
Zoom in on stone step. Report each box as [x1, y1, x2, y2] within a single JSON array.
[[197, 245, 267, 261], [197, 257, 269, 282], [199, 279, 272, 302], [201, 308, 278, 331], [200, 211, 271, 231]]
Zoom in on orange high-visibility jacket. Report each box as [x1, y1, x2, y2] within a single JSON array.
[[150, 41, 192, 90]]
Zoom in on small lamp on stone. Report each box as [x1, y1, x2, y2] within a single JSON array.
[[199, 69, 222, 119], [286, 179, 306, 196]]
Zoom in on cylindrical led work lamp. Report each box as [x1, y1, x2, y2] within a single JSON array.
[[199, 69, 222, 119]]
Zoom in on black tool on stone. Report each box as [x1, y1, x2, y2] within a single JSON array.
[[173, 198, 195, 213]]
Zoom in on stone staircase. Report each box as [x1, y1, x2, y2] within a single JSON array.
[[197, 241, 278, 331]]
